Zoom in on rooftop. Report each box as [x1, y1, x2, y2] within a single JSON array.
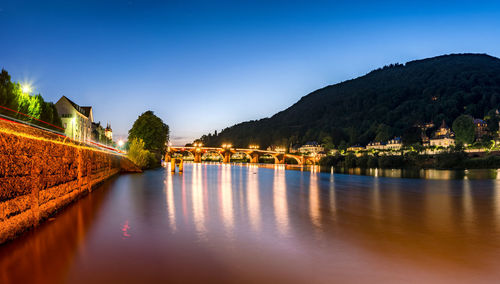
[[61, 96, 92, 118]]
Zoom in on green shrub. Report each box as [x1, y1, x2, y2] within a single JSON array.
[[356, 154, 369, 168], [463, 155, 500, 169], [378, 155, 404, 168], [128, 138, 151, 169], [434, 151, 467, 169], [344, 153, 356, 168]]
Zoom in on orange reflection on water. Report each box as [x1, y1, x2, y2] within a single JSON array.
[[247, 166, 261, 232], [273, 165, 288, 235], [329, 173, 337, 223], [165, 172, 177, 232], [191, 163, 206, 238], [462, 179, 475, 234], [309, 172, 322, 231], [220, 164, 234, 234]]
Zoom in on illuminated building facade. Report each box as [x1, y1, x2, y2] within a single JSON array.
[[55, 96, 93, 142]]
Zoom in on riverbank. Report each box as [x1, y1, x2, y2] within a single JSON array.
[[0, 119, 140, 244]]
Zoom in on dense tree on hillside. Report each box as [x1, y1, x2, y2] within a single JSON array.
[[199, 54, 500, 148], [402, 127, 421, 146], [128, 110, 169, 167], [452, 115, 475, 144]]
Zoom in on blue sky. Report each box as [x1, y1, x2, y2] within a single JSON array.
[[1, 0, 500, 144]]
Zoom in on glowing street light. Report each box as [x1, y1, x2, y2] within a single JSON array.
[[21, 83, 32, 94], [117, 140, 125, 148]]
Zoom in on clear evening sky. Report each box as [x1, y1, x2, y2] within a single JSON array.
[[1, 0, 500, 145]]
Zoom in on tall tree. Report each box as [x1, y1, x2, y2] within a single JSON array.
[[452, 115, 475, 144], [128, 110, 169, 155], [0, 69, 17, 110]]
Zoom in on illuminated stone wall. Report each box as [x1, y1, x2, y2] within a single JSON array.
[[0, 120, 140, 244]]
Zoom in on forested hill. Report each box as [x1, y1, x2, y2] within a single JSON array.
[[200, 53, 500, 148]]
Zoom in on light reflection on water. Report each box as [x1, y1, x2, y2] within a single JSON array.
[[309, 171, 322, 232], [220, 163, 234, 236], [191, 163, 206, 239], [247, 165, 260, 233], [273, 165, 289, 236], [332, 166, 500, 180], [1, 163, 500, 283]]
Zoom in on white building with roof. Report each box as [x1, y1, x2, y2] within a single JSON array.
[[55, 96, 93, 142], [298, 141, 324, 154]]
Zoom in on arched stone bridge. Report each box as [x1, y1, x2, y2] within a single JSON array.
[[166, 146, 316, 165]]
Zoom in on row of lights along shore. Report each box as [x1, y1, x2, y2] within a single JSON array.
[[192, 143, 262, 150]]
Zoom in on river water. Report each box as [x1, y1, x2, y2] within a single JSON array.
[[1, 163, 500, 283]]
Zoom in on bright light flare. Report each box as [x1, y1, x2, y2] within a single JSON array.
[[118, 140, 124, 147], [21, 84, 32, 94]]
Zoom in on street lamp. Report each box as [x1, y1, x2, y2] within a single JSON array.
[[21, 83, 32, 94], [117, 140, 124, 148]]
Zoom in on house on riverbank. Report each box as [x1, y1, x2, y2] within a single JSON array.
[[430, 120, 455, 147], [55, 96, 93, 142]]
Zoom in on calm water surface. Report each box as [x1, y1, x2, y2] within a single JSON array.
[[1, 163, 500, 283]]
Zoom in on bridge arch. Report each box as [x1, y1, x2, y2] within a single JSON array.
[[181, 150, 195, 160], [202, 150, 224, 162], [258, 153, 277, 164], [285, 154, 303, 165], [230, 151, 252, 162]]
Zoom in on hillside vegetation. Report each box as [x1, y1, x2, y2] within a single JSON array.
[[0, 69, 62, 131], [200, 54, 500, 148]]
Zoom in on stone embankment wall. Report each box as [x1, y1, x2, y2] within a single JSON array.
[[0, 119, 140, 244]]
